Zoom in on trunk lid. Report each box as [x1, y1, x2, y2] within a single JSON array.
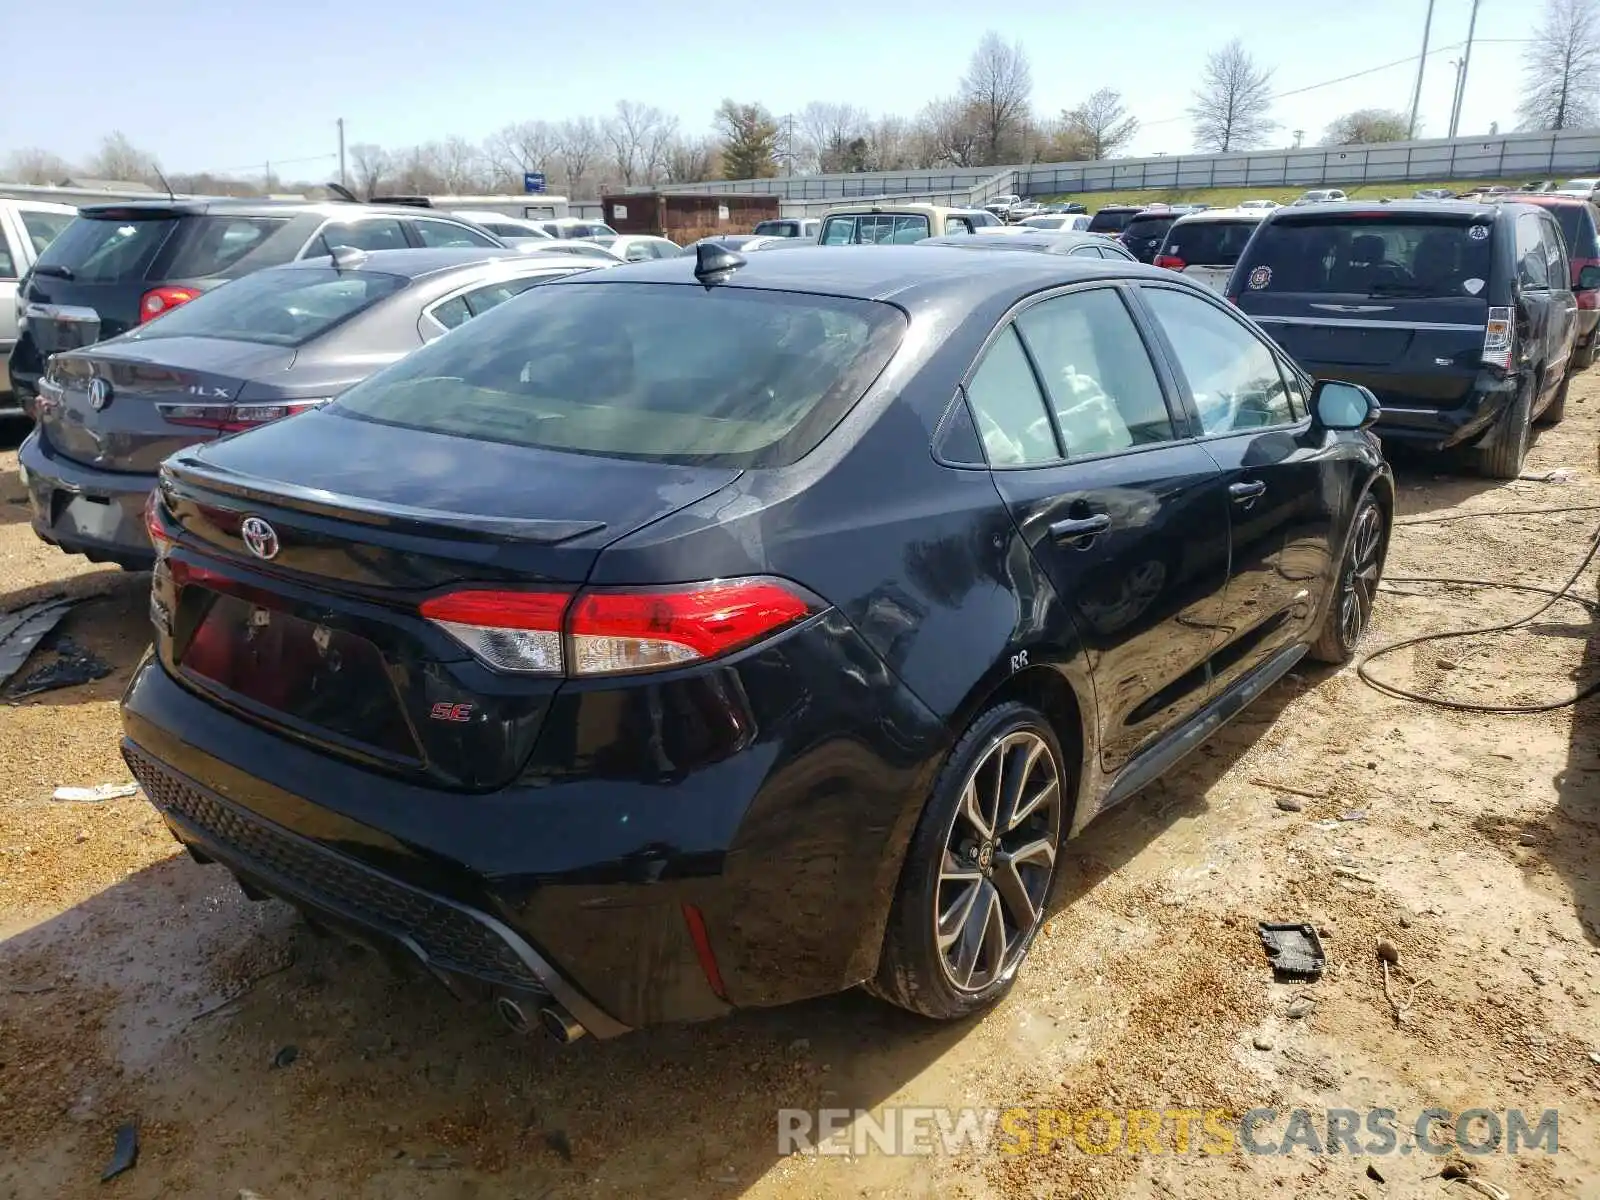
[[153, 409, 741, 789], [40, 338, 294, 472]]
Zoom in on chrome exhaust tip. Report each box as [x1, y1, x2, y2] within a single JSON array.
[[538, 1002, 587, 1043], [495, 995, 533, 1035]]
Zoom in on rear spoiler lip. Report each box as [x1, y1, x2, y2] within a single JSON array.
[[161, 454, 606, 545]]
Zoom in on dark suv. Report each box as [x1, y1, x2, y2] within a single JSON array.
[[1118, 210, 1184, 263], [8, 199, 504, 417], [1086, 205, 1145, 236], [1230, 201, 1579, 478]]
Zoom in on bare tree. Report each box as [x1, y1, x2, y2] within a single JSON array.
[[604, 101, 676, 186], [1189, 40, 1276, 152], [556, 118, 602, 197], [435, 136, 485, 192], [86, 131, 158, 183], [347, 143, 391, 198], [862, 115, 914, 171], [1060, 89, 1139, 161], [917, 96, 985, 168], [3, 147, 73, 185], [959, 32, 1033, 165], [665, 136, 719, 183], [799, 102, 869, 173], [494, 121, 560, 178], [1519, 0, 1600, 130], [1322, 109, 1410, 146]]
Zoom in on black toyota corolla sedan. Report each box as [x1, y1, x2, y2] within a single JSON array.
[[122, 244, 1393, 1041]]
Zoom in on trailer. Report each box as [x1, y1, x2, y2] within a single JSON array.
[[601, 192, 779, 244]]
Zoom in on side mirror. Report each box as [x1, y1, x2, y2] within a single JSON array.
[[1578, 264, 1600, 291], [1311, 379, 1380, 431]]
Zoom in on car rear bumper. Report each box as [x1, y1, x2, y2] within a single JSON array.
[[1300, 367, 1518, 451], [17, 429, 157, 568], [119, 614, 948, 1031]]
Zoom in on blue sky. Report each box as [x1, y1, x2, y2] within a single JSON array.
[[2, 0, 1539, 176]]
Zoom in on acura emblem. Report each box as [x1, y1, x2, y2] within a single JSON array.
[[86, 377, 113, 411], [240, 516, 280, 560]]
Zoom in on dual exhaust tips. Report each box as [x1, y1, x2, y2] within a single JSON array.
[[496, 994, 586, 1044]]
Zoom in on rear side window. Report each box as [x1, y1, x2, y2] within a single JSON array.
[[1237, 216, 1494, 298], [1163, 220, 1259, 267], [316, 219, 407, 253], [431, 273, 572, 330], [164, 216, 293, 278], [1544, 204, 1598, 258], [33, 215, 175, 283], [126, 267, 407, 347], [821, 214, 930, 244], [334, 282, 906, 468], [1516, 215, 1551, 289], [414, 220, 499, 248], [965, 327, 1060, 465]]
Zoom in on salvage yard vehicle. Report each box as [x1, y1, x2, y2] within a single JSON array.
[[20, 248, 599, 569], [1154, 207, 1269, 293], [1509, 194, 1600, 369], [818, 203, 999, 243], [918, 230, 1138, 260], [1230, 200, 1577, 478], [123, 243, 1392, 1040], [451, 212, 555, 246], [1, 198, 76, 412], [595, 234, 685, 262], [1086, 205, 1145, 236], [751, 218, 821, 240], [8, 198, 504, 418]]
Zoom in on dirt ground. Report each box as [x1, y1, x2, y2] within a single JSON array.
[[0, 384, 1597, 1200]]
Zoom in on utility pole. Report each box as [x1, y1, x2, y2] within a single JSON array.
[[1293, 130, 1305, 149], [337, 118, 347, 188], [1407, 0, 1436, 140], [1448, 0, 1482, 138]]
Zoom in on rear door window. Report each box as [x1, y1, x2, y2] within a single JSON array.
[[1015, 288, 1177, 457], [334, 282, 905, 468], [32, 215, 175, 283], [1163, 220, 1259, 267], [316, 219, 407, 253], [413, 219, 500, 248], [125, 267, 407, 347], [1238, 216, 1494, 298], [1142, 286, 1295, 435], [164, 216, 293, 278]]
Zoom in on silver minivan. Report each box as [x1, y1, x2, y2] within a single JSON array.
[[1153, 207, 1269, 293]]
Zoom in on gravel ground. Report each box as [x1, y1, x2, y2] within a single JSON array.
[[0, 390, 1597, 1200]]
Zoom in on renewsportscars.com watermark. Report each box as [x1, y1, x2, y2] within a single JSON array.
[[778, 1107, 1560, 1158]]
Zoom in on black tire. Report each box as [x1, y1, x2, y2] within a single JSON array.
[[869, 701, 1068, 1020], [1309, 493, 1386, 665], [1536, 371, 1569, 426], [1474, 373, 1535, 480], [1574, 339, 1596, 372]]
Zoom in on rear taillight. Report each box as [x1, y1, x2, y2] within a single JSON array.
[[1482, 307, 1515, 371], [1576, 259, 1600, 309], [157, 399, 328, 432], [1154, 253, 1186, 271], [419, 577, 820, 677], [139, 286, 200, 323], [144, 489, 173, 556]]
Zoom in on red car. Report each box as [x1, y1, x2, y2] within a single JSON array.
[[1513, 194, 1600, 368]]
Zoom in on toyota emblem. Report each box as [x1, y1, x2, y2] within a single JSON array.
[[86, 377, 113, 412], [240, 516, 280, 560]]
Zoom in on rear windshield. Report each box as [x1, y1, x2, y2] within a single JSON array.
[[1237, 216, 1495, 298], [126, 267, 407, 347], [1087, 209, 1139, 234], [1163, 219, 1261, 266], [164, 216, 293, 278], [821, 214, 930, 244], [1122, 216, 1177, 241], [333, 281, 906, 468], [753, 221, 794, 236], [33, 215, 175, 283]]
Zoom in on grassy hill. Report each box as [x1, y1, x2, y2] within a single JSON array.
[[1040, 178, 1535, 211]]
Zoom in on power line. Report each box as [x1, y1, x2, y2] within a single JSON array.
[[202, 151, 338, 175]]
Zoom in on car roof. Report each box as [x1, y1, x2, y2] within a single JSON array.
[[918, 231, 1113, 254], [821, 202, 961, 218], [1512, 194, 1596, 210], [1170, 207, 1270, 224], [1265, 199, 1502, 222], [553, 243, 1173, 310], [75, 197, 449, 220], [278, 246, 528, 278]]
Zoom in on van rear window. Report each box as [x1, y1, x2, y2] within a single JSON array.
[[1238, 216, 1494, 298], [1087, 209, 1139, 234], [1163, 220, 1260, 267]]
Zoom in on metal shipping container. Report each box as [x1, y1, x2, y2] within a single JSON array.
[[600, 192, 779, 244]]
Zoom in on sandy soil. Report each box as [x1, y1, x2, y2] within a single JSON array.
[[0, 387, 1597, 1200]]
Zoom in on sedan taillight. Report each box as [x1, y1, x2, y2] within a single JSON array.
[[140, 286, 200, 323], [420, 578, 820, 677], [157, 399, 329, 432]]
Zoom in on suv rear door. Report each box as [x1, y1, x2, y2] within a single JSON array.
[[1158, 217, 1261, 292], [1231, 209, 1496, 408], [1119, 214, 1178, 263], [1515, 209, 1578, 411]]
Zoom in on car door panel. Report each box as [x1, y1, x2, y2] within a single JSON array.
[[1135, 283, 1343, 694], [964, 285, 1233, 780]]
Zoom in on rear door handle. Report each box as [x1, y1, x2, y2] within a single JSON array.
[[1049, 514, 1112, 542], [1229, 480, 1267, 504]]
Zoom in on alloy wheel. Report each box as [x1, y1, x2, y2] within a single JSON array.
[[1339, 503, 1384, 648], [935, 730, 1062, 993]]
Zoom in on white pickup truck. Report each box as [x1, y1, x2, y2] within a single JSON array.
[[1, 199, 77, 412]]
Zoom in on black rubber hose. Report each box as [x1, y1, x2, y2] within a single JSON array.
[[1355, 510, 1600, 713]]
